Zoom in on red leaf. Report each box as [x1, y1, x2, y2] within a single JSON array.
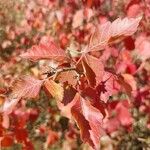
[[104, 100, 133, 133], [62, 85, 77, 105], [86, 0, 93, 8], [71, 95, 105, 150], [127, 4, 141, 18], [135, 35, 150, 61], [85, 54, 104, 84], [115, 101, 133, 126], [115, 50, 132, 74], [57, 93, 79, 119], [23, 141, 34, 150], [56, 70, 78, 87], [87, 16, 141, 53], [13, 109, 29, 128], [11, 76, 43, 99], [121, 74, 137, 91], [117, 75, 133, 97], [1, 135, 14, 147], [110, 16, 141, 37], [81, 98, 105, 149], [15, 129, 28, 143], [104, 117, 120, 133], [21, 41, 67, 62], [88, 22, 111, 52], [96, 72, 119, 103], [82, 60, 96, 87], [124, 36, 135, 50], [44, 79, 64, 101], [82, 87, 106, 116], [27, 108, 39, 122], [71, 98, 94, 148]]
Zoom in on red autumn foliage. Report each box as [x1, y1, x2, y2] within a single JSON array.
[[0, 0, 150, 149]]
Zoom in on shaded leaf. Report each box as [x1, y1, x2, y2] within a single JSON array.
[[82, 60, 96, 87], [82, 87, 106, 116], [62, 85, 77, 105], [124, 36, 135, 50]]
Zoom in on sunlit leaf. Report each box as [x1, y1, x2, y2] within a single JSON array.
[[11, 76, 43, 99]]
